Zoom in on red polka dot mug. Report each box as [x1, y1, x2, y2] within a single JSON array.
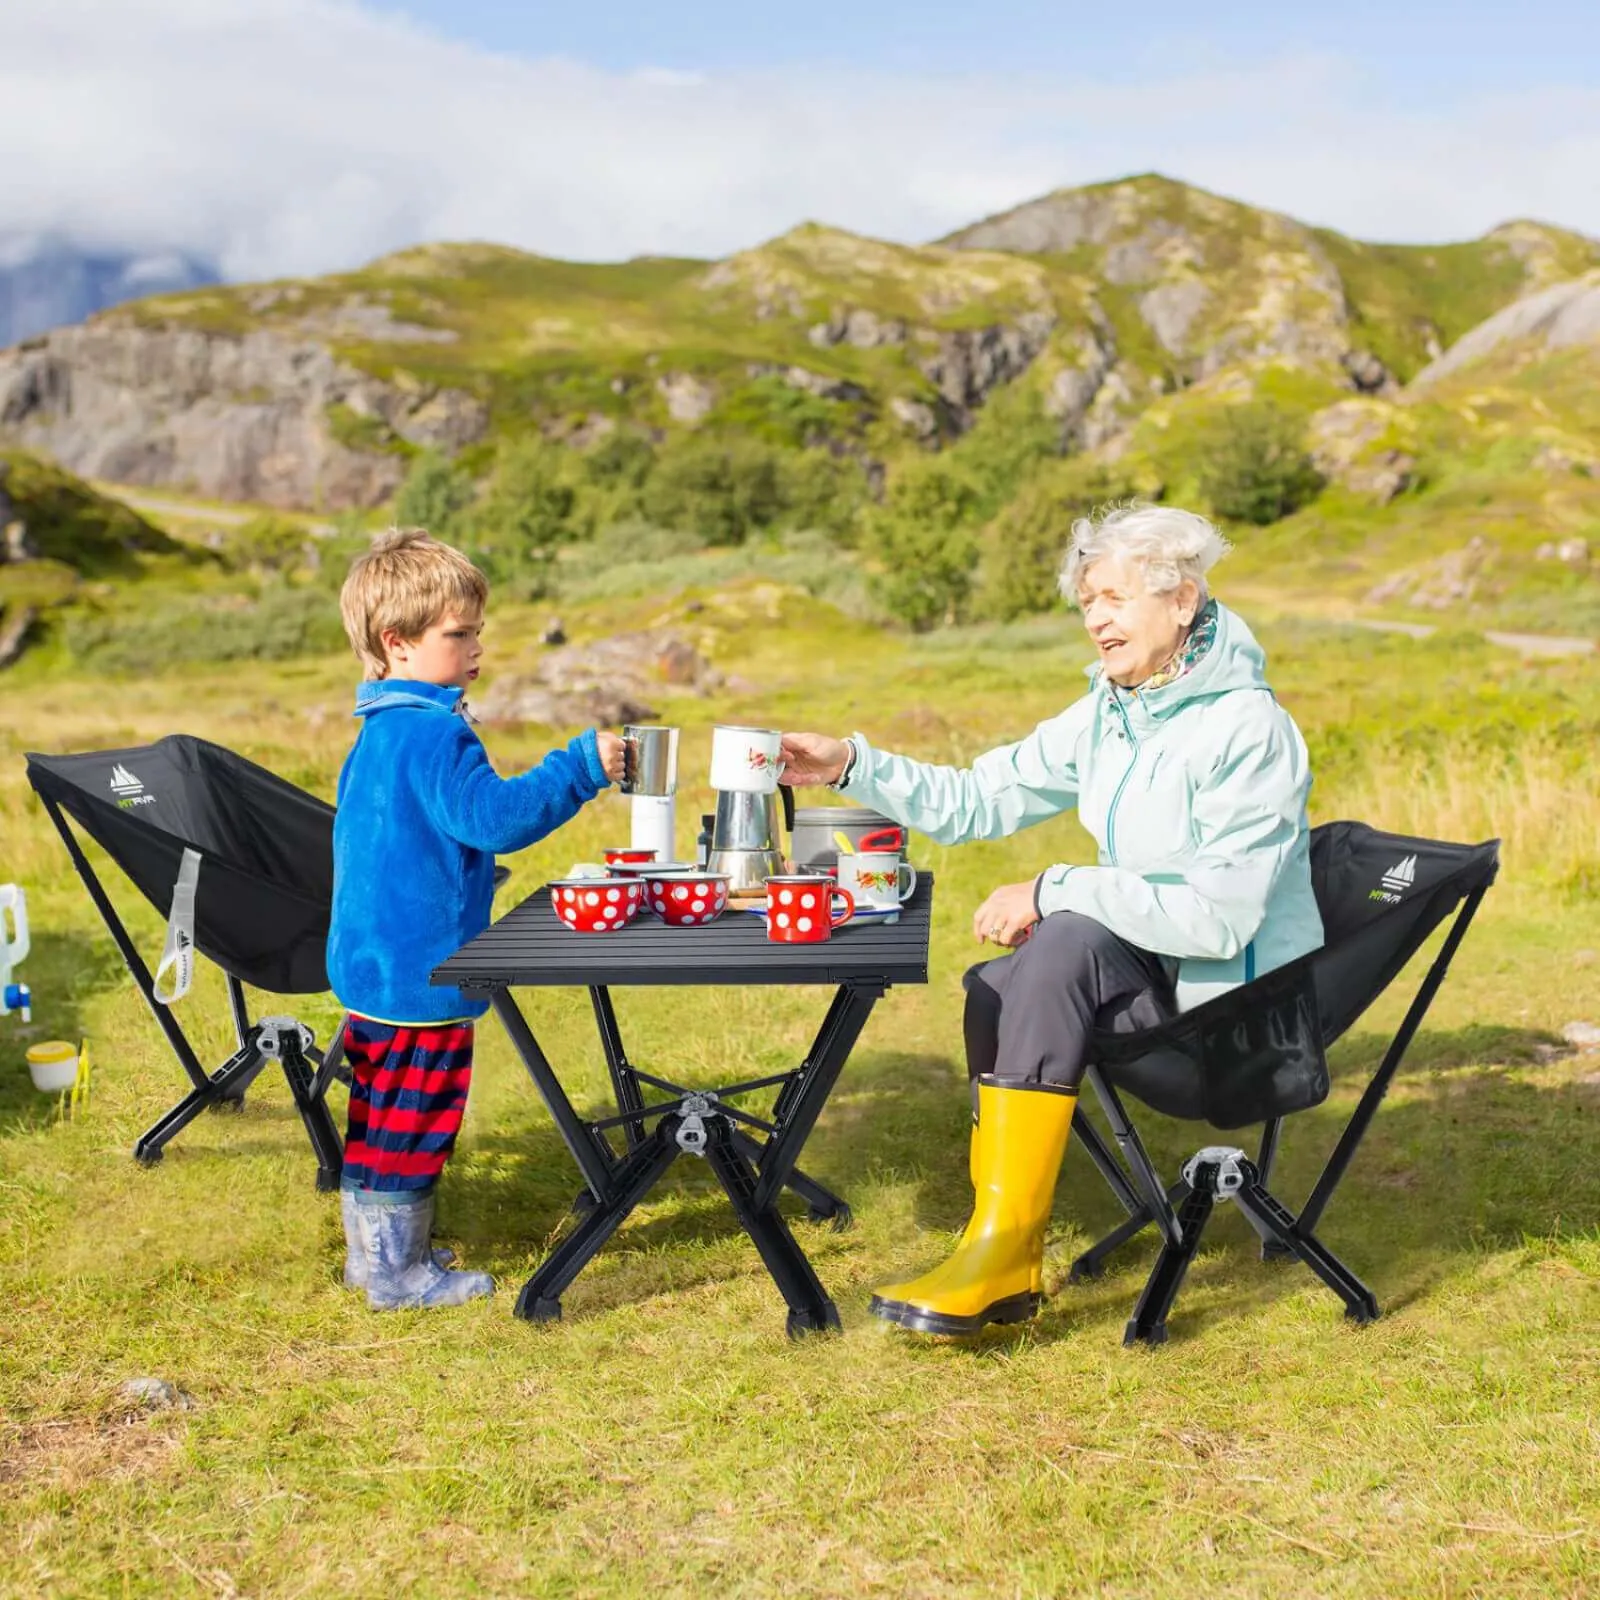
[[764, 876, 855, 943]]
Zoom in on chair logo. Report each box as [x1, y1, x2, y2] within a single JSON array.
[[109, 764, 155, 809], [1371, 854, 1416, 904]]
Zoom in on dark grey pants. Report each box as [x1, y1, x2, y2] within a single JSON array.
[[962, 911, 1177, 1090]]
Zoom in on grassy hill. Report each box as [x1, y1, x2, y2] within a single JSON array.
[[0, 175, 1596, 659]]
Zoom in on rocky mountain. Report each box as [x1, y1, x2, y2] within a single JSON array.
[[0, 176, 1596, 513], [0, 235, 220, 347]]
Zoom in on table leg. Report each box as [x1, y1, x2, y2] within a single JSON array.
[[492, 989, 615, 1201], [752, 981, 884, 1214], [514, 1121, 684, 1322], [703, 1120, 841, 1338], [589, 985, 647, 1151], [730, 1131, 851, 1230]]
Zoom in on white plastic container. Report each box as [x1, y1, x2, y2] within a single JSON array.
[[27, 1040, 78, 1093]]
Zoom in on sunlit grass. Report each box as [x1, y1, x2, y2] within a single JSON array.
[[2, 583, 1598, 1597]]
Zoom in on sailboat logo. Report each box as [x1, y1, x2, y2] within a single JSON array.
[[1381, 855, 1417, 894], [109, 764, 154, 807]]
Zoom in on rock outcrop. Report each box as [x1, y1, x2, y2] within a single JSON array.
[[1409, 270, 1600, 388], [0, 319, 487, 509]]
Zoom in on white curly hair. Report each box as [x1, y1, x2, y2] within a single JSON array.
[[1059, 502, 1232, 606]]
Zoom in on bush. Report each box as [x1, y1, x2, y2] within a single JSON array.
[[463, 439, 579, 599], [224, 515, 312, 576], [975, 462, 1140, 621], [64, 582, 346, 671], [864, 461, 985, 630], [393, 451, 476, 537], [1197, 404, 1324, 525], [640, 436, 788, 545], [582, 431, 657, 493]]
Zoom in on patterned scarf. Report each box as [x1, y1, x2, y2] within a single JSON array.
[[1134, 599, 1218, 694]]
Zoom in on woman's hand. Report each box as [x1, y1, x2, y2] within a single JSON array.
[[596, 732, 626, 784], [779, 732, 851, 787], [972, 881, 1041, 948]]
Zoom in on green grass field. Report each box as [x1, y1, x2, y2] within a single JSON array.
[[2, 575, 1598, 1597]]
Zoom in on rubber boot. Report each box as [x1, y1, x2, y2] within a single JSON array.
[[353, 1188, 494, 1311], [870, 1076, 1075, 1335], [340, 1187, 453, 1290]]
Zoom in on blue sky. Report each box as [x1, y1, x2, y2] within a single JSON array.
[[365, 0, 1600, 98], [5, 0, 1598, 277]]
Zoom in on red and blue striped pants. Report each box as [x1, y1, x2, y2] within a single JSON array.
[[340, 1017, 475, 1193]]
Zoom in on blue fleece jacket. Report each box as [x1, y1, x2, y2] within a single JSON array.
[[328, 680, 608, 1023]]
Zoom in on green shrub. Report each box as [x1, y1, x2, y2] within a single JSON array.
[[64, 583, 346, 671], [463, 438, 579, 599], [864, 461, 985, 630], [582, 431, 657, 493], [1197, 404, 1325, 525], [224, 515, 313, 576], [393, 451, 476, 537], [975, 462, 1140, 621], [640, 436, 788, 545]]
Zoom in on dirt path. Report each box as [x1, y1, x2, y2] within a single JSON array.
[[1349, 618, 1594, 658], [115, 488, 335, 537]]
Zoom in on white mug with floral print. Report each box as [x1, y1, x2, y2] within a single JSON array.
[[710, 724, 785, 793], [837, 851, 918, 914]]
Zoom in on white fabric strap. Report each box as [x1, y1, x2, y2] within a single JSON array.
[[152, 848, 201, 1006]]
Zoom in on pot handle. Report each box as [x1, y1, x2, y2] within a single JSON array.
[[858, 826, 904, 852], [780, 781, 795, 834]]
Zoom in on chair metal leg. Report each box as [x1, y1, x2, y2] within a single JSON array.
[[1231, 1179, 1378, 1324], [1124, 1183, 1214, 1346], [1070, 1181, 1190, 1282], [133, 1042, 265, 1165], [1072, 1106, 1143, 1218], [1085, 1069, 1182, 1247]]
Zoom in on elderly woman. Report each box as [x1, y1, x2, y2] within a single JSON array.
[[779, 503, 1323, 1336]]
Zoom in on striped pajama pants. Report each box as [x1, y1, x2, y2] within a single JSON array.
[[340, 1016, 475, 1193]]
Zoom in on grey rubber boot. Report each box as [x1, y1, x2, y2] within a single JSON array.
[[352, 1188, 494, 1310], [341, 1187, 453, 1290]]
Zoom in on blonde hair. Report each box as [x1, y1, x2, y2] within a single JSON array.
[[1059, 502, 1231, 605], [339, 527, 488, 680]]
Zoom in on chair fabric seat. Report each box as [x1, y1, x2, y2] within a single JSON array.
[[1090, 821, 1501, 1129]]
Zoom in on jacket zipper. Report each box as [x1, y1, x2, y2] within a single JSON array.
[[1106, 697, 1138, 866]]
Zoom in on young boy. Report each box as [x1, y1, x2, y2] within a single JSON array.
[[331, 527, 624, 1310]]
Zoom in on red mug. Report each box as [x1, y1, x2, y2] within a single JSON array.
[[765, 876, 854, 943]]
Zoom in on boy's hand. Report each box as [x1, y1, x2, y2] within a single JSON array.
[[596, 732, 626, 785]]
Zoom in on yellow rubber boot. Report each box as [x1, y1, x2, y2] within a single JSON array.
[[870, 1077, 1076, 1336]]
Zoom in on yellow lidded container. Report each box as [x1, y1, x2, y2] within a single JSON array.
[[26, 1040, 79, 1093]]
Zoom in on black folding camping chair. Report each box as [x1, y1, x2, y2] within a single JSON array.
[[26, 736, 349, 1189], [1065, 821, 1499, 1345]]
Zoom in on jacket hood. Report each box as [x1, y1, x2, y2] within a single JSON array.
[[352, 679, 464, 719], [1089, 601, 1270, 716]]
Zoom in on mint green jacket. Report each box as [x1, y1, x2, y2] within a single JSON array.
[[840, 602, 1323, 1010]]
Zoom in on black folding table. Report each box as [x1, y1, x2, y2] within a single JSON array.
[[434, 876, 933, 1336]]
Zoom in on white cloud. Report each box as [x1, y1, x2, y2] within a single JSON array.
[[1, 0, 1596, 281]]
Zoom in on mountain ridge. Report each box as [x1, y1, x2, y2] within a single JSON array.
[[1, 174, 1597, 513]]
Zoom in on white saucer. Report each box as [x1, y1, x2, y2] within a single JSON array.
[[736, 904, 900, 923]]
